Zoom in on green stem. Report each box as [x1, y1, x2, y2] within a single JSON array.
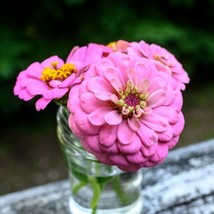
[[112, 175, 127, 204], [88, 176, 102, 214], [72, 181, 88, 194]]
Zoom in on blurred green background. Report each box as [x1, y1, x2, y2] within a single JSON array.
[[1, 0, 214, 195]]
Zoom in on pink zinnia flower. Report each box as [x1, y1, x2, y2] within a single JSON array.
[[67, 52, 185, 172], [13, 55, 84, 111], [128, 41, 190, 90], [67, 43, 109, 64]]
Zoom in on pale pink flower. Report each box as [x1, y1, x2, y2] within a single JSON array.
[[13, 55, 84, 111], [67, 51, 185, 172], [128, 41, 190, 90]]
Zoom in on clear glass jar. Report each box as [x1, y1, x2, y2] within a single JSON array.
[[56, 105, 143, 214]]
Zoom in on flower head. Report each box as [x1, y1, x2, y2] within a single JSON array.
[[67, 51, 185, 171], [13, 39, 189, 172], [67, 43, 109, 65], [13, 55, 84, 111], [127, 41, 190, 90]]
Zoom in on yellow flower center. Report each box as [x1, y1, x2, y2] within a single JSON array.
[[41, 62, 76, 82], [107, 41, 117, 51]]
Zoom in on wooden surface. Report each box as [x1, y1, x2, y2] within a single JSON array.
[[1, 139, 214, 214]]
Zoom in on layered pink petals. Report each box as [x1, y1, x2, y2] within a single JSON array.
[[128, 41, 190, 90], [88, 106, 111, 126], [105, 110, 122, 125], [14, 56, 84, 110], [68, 50, 187, 171], [14, 39, 189, 172], [99, 125, 118, 147]]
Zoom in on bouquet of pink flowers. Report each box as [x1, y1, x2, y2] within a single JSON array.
[[14, 40, 189, 172]]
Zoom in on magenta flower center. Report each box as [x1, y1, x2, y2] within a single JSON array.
[[125, 94, 140, 107], [112, 80, 149, 118]]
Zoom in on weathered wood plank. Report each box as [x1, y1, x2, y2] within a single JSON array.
[[143, 138, 214, 214], [0, 181, 70, 214], [1, 139, 214, 214]]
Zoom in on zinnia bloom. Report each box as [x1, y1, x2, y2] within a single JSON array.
[[67, 51, 185, 172], [66, 43, 111, 65], [15, 42, 106, 110], [127, 41, 190, 90]]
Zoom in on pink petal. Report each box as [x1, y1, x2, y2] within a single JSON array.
[[26, 82, 49, 96], [103, 67, 124, 91], [88, 106, 111, 126], [171, 112, 185, 136], [19, 77, 40, 88], [66, 46, 86, 62], [43, 88, 68, 99], [170, 90, 183, 112], [137, 123, 158, 147], [137, 79, 150, 93], [168, 135, 179, 149], [108, 52, 131, 80], [87, 77, 113, 101], [109, 154, 129, 167], [17, 89, 34, 101], [104, 110, 122, 125], [135, 41, 150, 58], [68, 114, 85, 140], [148, 77, 166, 93], [126, 151, 148, 164], [13, 84, 21, 95], [118, 165, 141, 172], [109, 78, 123, 92], [157, 127, 173, 142], [141, 142, 158, 157], [67, 85, 81, 111], [80, 92, 105, 114], [118, 135, 141, 154], [174, 71, 190, 84], [133, 61, 151, 82], [74, 110, 100, 135], [142, 113, 169, 132], [94, 153, 114, 165], [85, 135, 102, 153], [117, 120, 135, 144], [152, 106, 178, 125], [26, 62, 43, 78], [80, 140, 96, 155], [94, 92, 112, 101], [41, 56, 64, 68], [99, 125, 118, 147], [154, 61, 172, 75], [35, 97, 51, 111], [127, 68, 136, 84], [100, 143, 119, 154], [150, 143, 168, 163], [59, 74, 75, 88], [128, 117, 141, 131], [163, 87, 176, 106], [107, 64, 125, 86], [147, 89, 166, 108], [81, 141, 114, 166], [49, 80, 61, 87], [79, 80, 89, 94]]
